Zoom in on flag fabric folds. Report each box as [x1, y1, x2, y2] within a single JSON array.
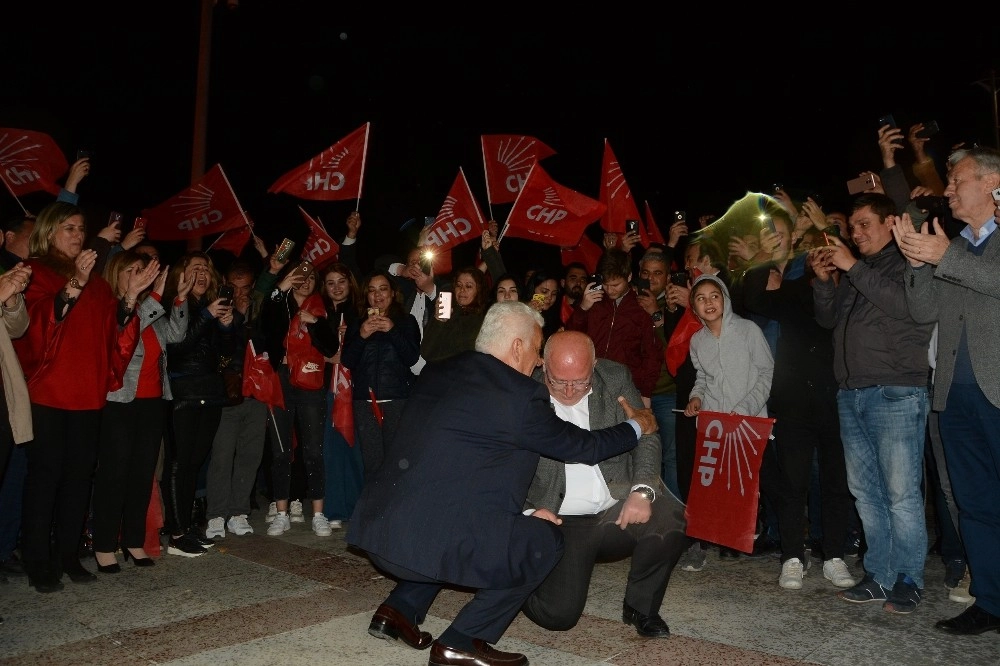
[[242, 340, 285, 411], [0, 128, 68, 197], [298, 206, 340, 269], [643, 200, 667, 246], [368, 387, 384, 427], [684, 410, 775, 553], [423, 167, 486, 254], [481, 134, 555, 205], [208, 222, 252, 257], [599, 139, 649, 247], [330, 315, 354, 446], [559, 233, 603, 274], [502, 163, 606, 247], [140, 164, 248, 241], [268, 123, 370, 201]]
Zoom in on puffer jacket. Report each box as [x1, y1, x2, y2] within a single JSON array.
[[341, 310, 420, 401], [166, 294, 235, 379]]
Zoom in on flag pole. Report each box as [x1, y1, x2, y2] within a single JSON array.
[[480, 135, 494, 222], [497, 161, 534, 245], [0, 177, 28, 216], [355, 122, 370, 211]]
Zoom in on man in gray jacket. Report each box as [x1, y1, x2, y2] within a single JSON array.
[[521, 331, 687, 638], [893, 147, 1000, 635], [811, 193, 934, 615]]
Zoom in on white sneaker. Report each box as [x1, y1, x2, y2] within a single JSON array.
[[289, 499, 305, 523], [312, 513, 332, 537], [227, 514, 253, 536], [779, 557, 806, 590], [949, 571, 975, 604], [328, 519, 343, 530], [823, 557, 855, 588], [264, 502, 277, 523], [205, 517, 225, 539], [267, 513, 291, 536]]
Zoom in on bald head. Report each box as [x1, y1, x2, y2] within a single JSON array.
[[543, 331, 597, 405]]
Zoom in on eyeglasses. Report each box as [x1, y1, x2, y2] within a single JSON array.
[[544, 369, 593, 391]]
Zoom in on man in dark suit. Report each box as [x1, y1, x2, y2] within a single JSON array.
[[521, 331, 687, 638], [347, 301, 657, 666]]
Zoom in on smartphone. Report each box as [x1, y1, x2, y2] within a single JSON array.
[[846, 173, 877, 195], [878, 113, 897, 130], [133, 216, 148, 231], [274, 238, 296, 263], [674, 210, 686, 222], [633, 276, 651, 293], [436, 292, 453, 321], [669, 271, 689, 287], [218, 285, 235, 307], [587, 274, 604, 291], [531, 293, 547, 305], [76, 149, 92, 161], [418, 250, 434, 275], [625, 219, 640, 234], [772, 184, 783, 194], [916, 120, 940, 139], [367, 307, 381, 317], [108, 211, 122, 228]]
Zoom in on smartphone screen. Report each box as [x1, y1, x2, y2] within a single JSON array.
[[219, 285, 235, 306]]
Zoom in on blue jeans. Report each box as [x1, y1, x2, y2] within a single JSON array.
[[939, 383, 1000, 616], [838, 385, 928, 589], [650, 393, 679, 498]]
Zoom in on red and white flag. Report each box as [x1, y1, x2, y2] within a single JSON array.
[[0, 128, 68, 197], [331, 363, 354, 446], [423, 167, 486, 253], [298, 206, 340, 269], [643, 200, 667, 246], [140, 164, 248, 241], [560, 233, 603, 275], [242, 340, 285, 411], [599, 139, 649, 247], [268, 123, 369, 201], [481, 134, 555, 205], [502, 163, 605, 247], [685, 410, 775, 553]]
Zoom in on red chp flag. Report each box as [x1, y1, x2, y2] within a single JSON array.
[[268, 122, 370, 201], [242, 340, 285, 411], [298, 206, 340, 269], [0, 128, 68, 197], [599, 139, 649, 247], [685, 410, 775, 553], [560, 233, 603, 274], [331, 363, 355, 446], [423, 167, 486, 254], [141, 164, 248, 241], [502, 163, 606, 247], [643, 200, 667, 246], [481, 134, 556, 205], [208, 219, 253, 257]]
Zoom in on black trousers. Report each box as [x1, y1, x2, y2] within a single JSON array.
[[21, 405, 100, 573], [92, 398, 166, 552], [369, 512, 564, 644], [162, 403, 221, 535], [522, 483, 688, 630]]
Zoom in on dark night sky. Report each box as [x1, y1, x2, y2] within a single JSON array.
[[4, 6, 1000, 275]]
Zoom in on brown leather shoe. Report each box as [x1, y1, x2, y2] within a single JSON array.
[[428, 638, 527, 666], [367, 603, 433, 650]]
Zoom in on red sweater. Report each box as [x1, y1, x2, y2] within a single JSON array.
[[14, 260, 138, 410]]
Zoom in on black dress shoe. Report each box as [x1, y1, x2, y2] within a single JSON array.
[[622, 601, 671, 638], [935, 605, 1000, 635], [123, 549, 155, 567], [94, 556, 121, 574], [428, 638, 527, 666], [367, 603, 433, 650], [63, 560, 97, 583], [28, 573, 64, 593]]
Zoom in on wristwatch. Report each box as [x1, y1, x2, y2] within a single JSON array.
[[651, 310, 663, 323], [69, 277, 86, 289], [632, 485, 656, 503]]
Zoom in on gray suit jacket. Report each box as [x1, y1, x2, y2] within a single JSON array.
[[905, 232, 1000, 411], [107, 296, 188, 403], [524, 359, 662, 513]]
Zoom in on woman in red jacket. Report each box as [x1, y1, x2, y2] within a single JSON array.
[[13, 202, 157, 592]]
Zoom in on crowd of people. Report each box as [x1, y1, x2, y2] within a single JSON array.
[[0, 117, 997, 664]]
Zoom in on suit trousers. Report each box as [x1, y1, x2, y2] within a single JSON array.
[[92, 398, 166, 551], [370, 512, 564, 644], [522, 487, 687, 631]]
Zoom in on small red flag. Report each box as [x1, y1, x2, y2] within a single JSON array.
[[368, 386, 384, 427], [331, 363, 355, 446], [423, 167, 487, 253], [141, 164, 248, 241], [0, 128, 69, 197], [502, 163, 605, 247], [269, 123, 369, 201], [643, 200, 667, 246], [560, 233, 603, 275], [599, 139, 649, 247], [685, 410, 775, 553], [481, 134, 556, 205], [242, 340, 285, 411], [208, 223, 252, 257], [298, 206, 340, 270]]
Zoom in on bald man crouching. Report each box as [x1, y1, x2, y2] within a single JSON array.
[[521, 330, 688, 638]]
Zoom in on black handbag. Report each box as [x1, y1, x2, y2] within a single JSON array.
[[170, 372, 229, 409]]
